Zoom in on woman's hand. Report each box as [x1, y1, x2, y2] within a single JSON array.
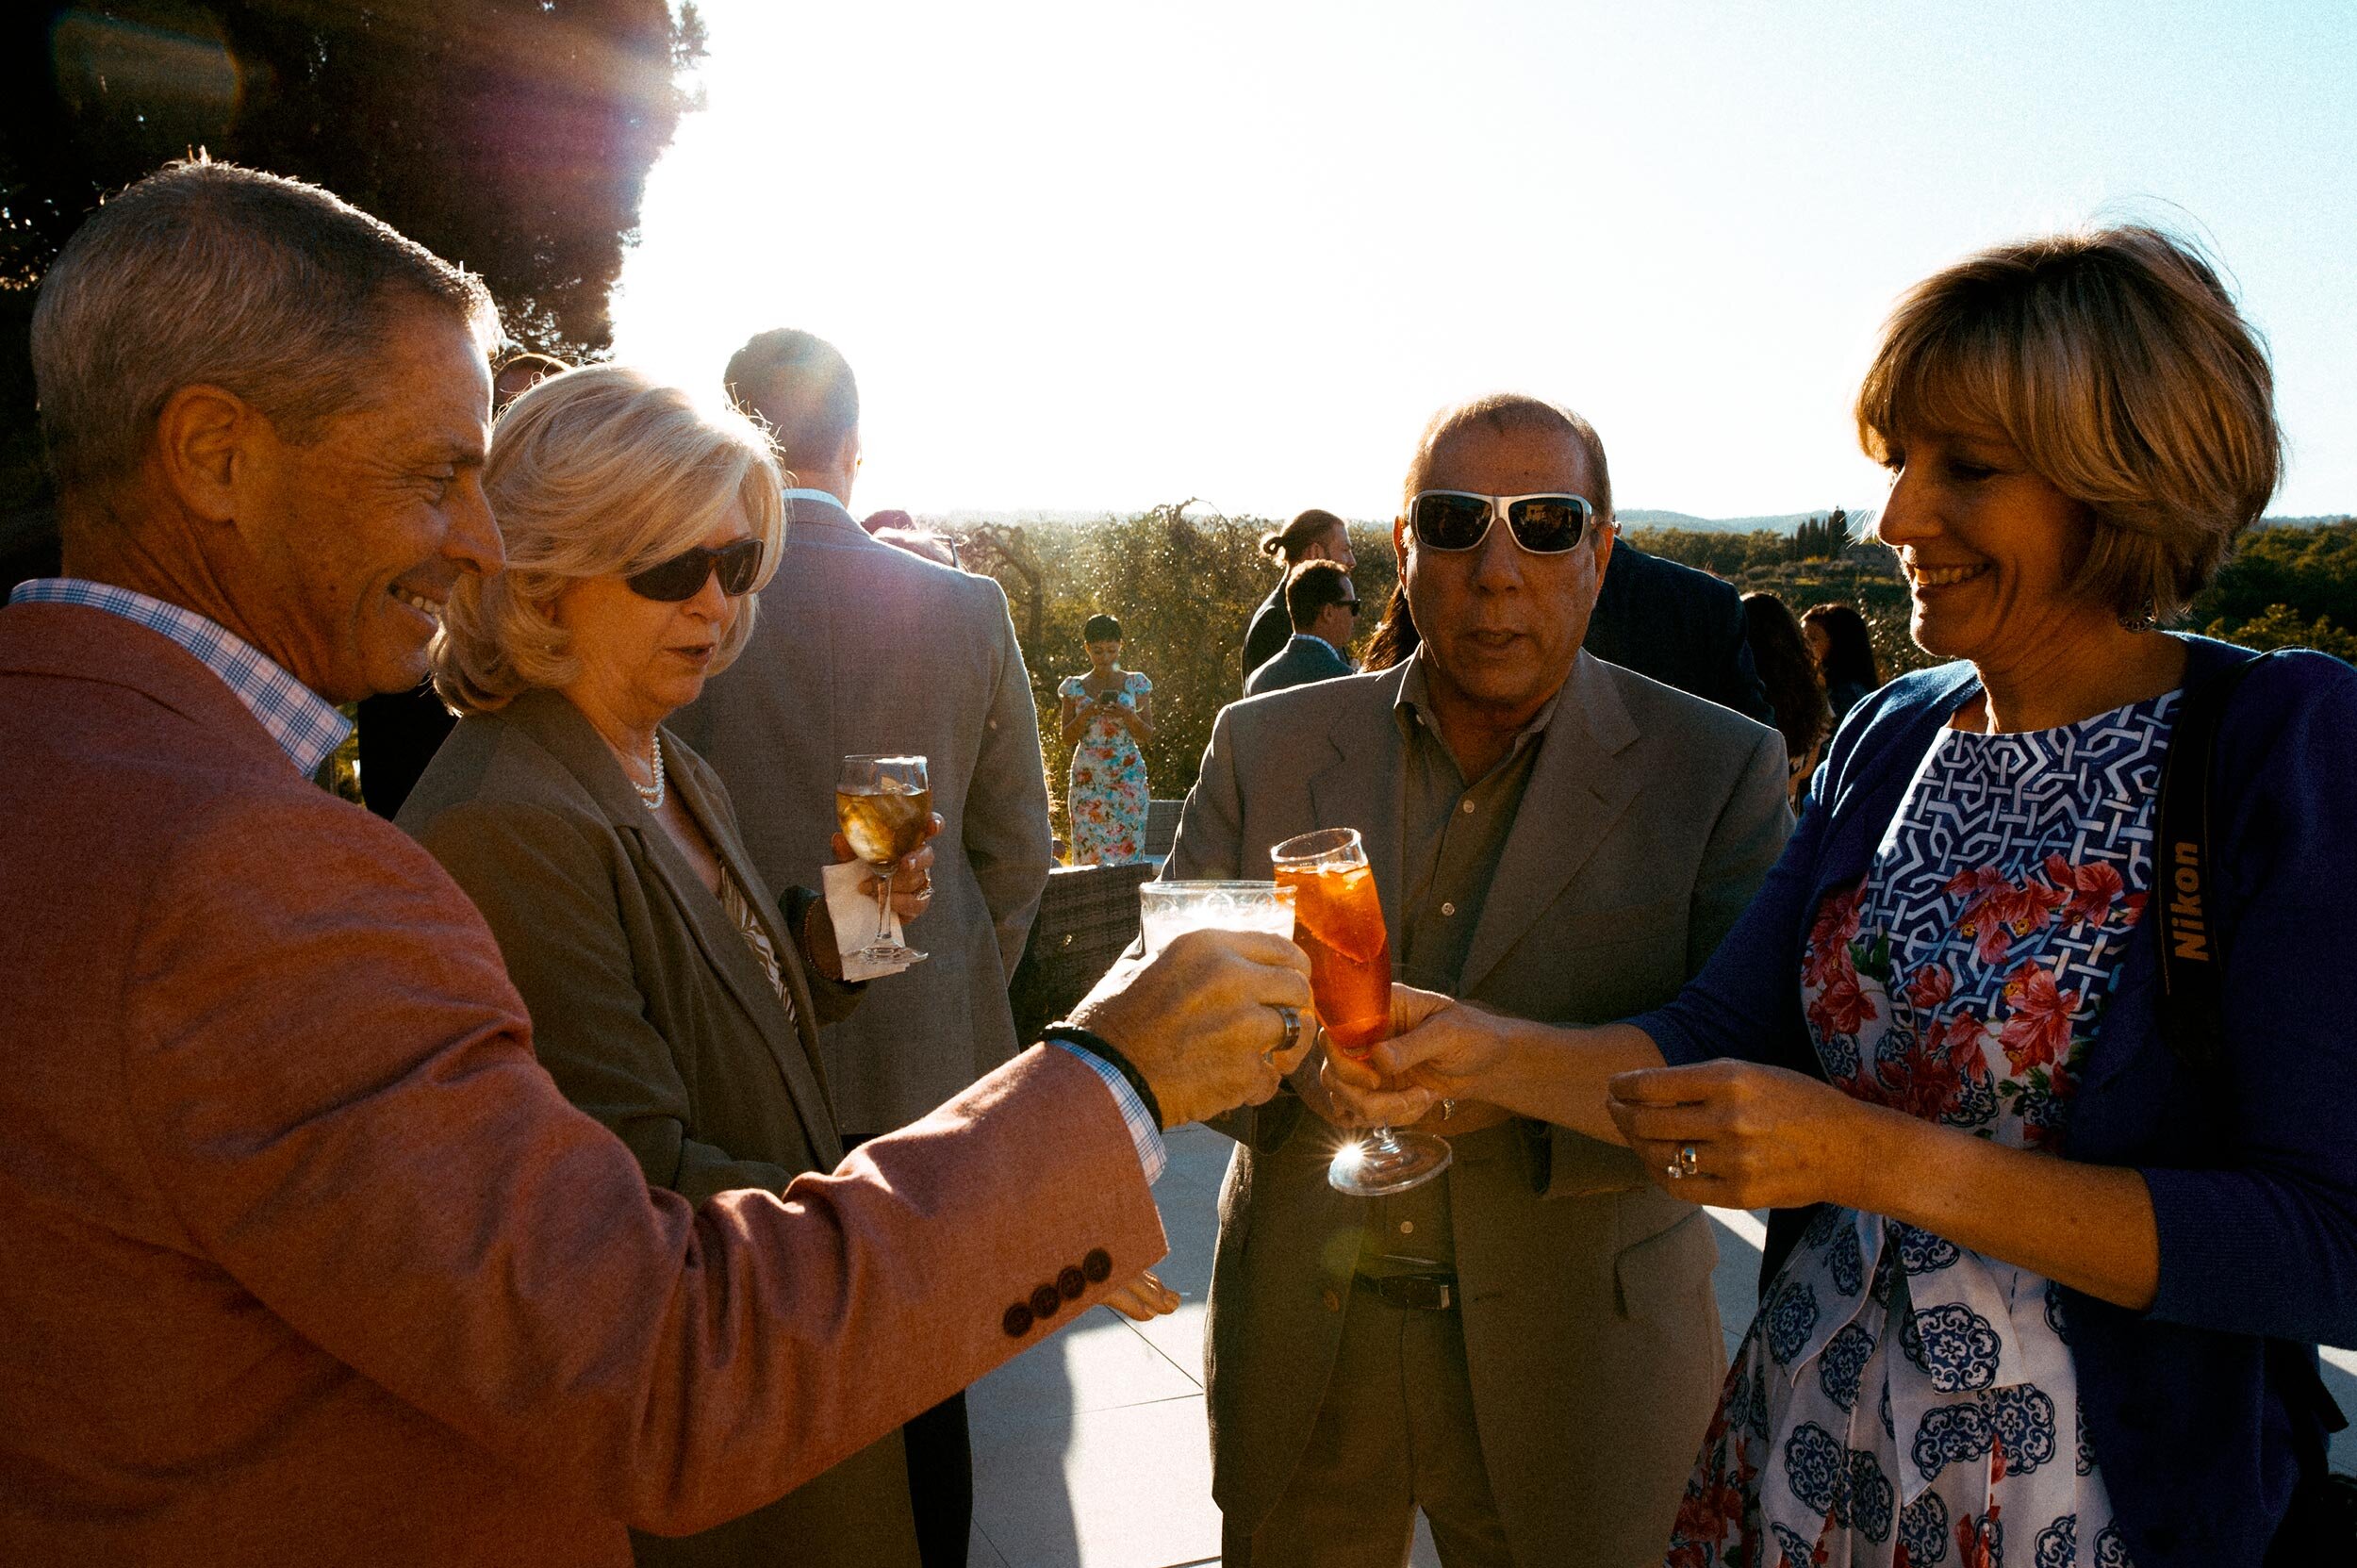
[[1317, 983, 1458, 1126], [830, 813, 945, 923], [1605, 1060, 1874, 1210], [1100, 1268, 1181, 1321], [1356, 983, 1515, 1101]]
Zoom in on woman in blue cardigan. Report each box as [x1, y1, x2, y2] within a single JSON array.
[[1342, 225, 2357, 1568]]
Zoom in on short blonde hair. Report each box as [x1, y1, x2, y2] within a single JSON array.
[[433, 365, 785, 715], [1855, 224, 2280, 622]]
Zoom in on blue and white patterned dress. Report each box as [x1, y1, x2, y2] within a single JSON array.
[[1666, 692, 2177, 1568]]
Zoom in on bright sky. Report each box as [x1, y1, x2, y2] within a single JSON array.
[[609, 0, 2357, 522]]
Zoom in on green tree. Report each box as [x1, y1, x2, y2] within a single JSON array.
[[2190, 520, 2357, 643], [2, 0, 706, 583]]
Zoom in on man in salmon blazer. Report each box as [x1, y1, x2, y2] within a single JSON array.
[[0, 158, 1313, 1565]]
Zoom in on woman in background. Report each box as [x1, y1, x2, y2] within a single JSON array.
[[1058, 613, 1155, 865], [1804, 600, 1885, 722], [1742, 589, 1835, 810]]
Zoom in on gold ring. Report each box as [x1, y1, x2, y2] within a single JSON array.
[[1666, 1143, 1700, 1181]]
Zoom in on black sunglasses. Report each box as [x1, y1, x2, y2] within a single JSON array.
[[1408, 490, 1595, 554], [1340, 598, 1362, 616], [624, 537, 765, 602]]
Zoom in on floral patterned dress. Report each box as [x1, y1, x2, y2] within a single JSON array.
[[1061, 669, 1151, 866], [1668, 691, 2179, 1568]]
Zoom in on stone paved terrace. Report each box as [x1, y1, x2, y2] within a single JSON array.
[[966, 1124, 2357, 1568]]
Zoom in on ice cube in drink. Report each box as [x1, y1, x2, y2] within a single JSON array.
[[836, 784, 932, 867], [1274, 861, 1392, 1059]]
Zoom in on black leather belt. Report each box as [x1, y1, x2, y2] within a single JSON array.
[[1352, 1272, 1457, 1312]]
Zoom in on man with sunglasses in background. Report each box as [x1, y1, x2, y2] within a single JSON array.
[[1245, 558, 1361, 695], [1165, 393, 1794, 1568]]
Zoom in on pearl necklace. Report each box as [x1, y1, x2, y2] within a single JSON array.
[[634, 732, 668, 811]]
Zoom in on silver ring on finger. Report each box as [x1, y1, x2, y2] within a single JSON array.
[[1266, 1002, 1301, 1065], [1666, 1142, 1700, 1181]]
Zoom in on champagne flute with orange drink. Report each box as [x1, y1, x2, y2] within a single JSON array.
[[1269, 827, 1451, 1196]]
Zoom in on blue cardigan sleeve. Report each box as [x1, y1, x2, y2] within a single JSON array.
[[2140, 652, 2357, 1346]]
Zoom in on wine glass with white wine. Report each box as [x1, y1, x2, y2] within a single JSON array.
[[835, 754, 931, 966]]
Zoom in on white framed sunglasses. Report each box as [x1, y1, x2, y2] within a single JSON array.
[[1407, 490, 1596, 554]]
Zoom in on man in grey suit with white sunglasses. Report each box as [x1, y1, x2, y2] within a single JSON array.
[[1168, 392, 1792, 1568]]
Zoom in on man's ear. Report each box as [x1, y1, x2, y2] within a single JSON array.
[[1591, 515, 1617, 581], [836, 427, 862, 480], [152, 384, 264, 530], [1392, 514, 1409, 569]]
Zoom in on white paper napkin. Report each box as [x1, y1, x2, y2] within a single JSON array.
[[822, 860, 913, 982]]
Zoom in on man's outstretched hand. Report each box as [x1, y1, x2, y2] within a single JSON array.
[[1068, 930, 1314, 1130]]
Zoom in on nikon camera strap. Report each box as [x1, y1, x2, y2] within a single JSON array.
[[2151, 652, 2270, 1073]]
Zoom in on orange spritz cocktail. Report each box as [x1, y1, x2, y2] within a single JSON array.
[[1274, 859, 1392, 1060], [1269, 826, 1450, 1197]]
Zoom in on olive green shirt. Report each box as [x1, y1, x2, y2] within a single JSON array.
[[1392, 652, 1564, 997], [1358, 652, 1565, 1278]]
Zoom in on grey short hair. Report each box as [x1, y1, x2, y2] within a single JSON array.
[[1401, 393, 1616, 523], [30, 157, 498, 493]]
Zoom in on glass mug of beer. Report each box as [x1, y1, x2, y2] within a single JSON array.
[[1138, 881, 1297, 956], [836, 754, 931, 966], [1270, 827, 1451, 1197]]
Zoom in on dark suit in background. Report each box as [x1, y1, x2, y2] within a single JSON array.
[[1245, 632, 1354, 696], [1582, 540, 1773, 724], [1241, 582, 1294, 694], [356, 682, 455, 818]]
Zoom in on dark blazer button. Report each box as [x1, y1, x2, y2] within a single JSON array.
[[1058, 1265, 1087, 1300], [1002, 1302, 1033, 1337], [1081, 1247, 1113, 1283], [1030, 1283, 1063, 1320]]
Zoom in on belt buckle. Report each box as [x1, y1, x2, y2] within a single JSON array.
[[1360, 1271, 1455, 1312]]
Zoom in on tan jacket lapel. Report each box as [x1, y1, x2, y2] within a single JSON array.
[[504, 691, 844, 1167], [1458, 652, 1643, 994], [665, 748, 845, 1165]]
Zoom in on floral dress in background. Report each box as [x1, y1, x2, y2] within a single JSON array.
[[1668, 691, 2178, 1568], [1061, 669, 1151, 866]]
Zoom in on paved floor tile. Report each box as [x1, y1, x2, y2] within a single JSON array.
[[971, 1393, 1223, 1568], [972, 1311, 1201, 1428]]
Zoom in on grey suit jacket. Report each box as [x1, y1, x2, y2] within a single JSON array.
[[1167, 652, 1792, 1568], [677, 496, 1053, 1133], [396, 687, 918, 1568]]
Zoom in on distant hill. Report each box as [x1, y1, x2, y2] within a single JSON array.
[[1619, 508, 1876, 535], [1624, 509, 2349, 535], [909, 505, 2349, 535]]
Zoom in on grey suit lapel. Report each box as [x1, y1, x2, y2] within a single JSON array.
[[503, 690, 843, 1166], [1304, 663, 1410, 937], [1459, 652, 1644, 994]]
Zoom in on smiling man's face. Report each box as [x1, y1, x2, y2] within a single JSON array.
[[235, 306, 500, 701], [1397, 421, 1612, 728]]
